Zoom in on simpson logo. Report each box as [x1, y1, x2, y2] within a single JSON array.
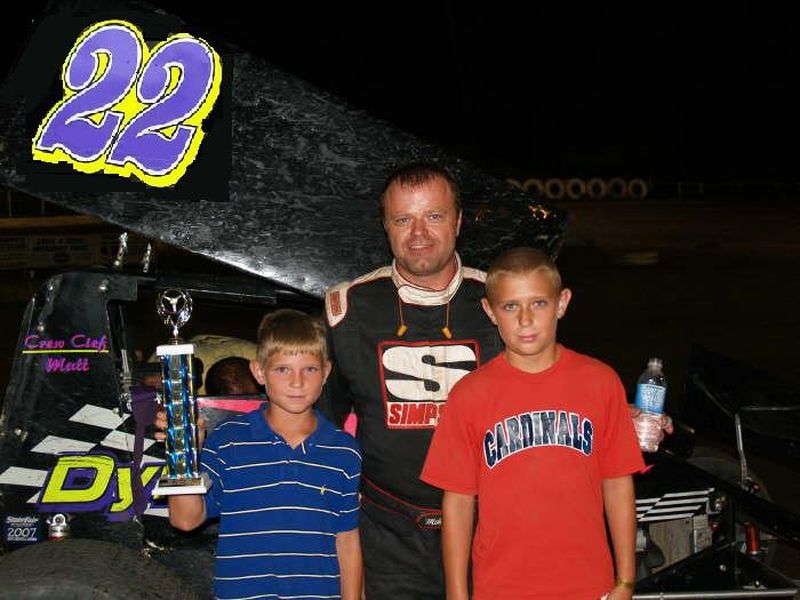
[[379, 340, 479, 429]]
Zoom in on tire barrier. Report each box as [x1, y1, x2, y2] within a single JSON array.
[[586, 178, 607, 199], [544, 178, 566, 200], [565, 178, 586, 200], [627, 178, 648, 199], [607, 177, 628, 199], [522, 178, 544, 198], [511, 177, 649, 200]]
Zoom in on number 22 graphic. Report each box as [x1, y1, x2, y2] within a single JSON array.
[[32, 20, 222, 188]]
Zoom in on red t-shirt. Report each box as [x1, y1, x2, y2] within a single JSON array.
[[421, 346, 645, 600]]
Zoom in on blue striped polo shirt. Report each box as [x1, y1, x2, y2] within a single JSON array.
[[201, 406, 361, 600]]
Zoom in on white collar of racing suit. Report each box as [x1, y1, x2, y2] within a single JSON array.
[[391, 253, 463, 306]]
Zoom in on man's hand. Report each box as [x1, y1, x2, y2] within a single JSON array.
[[154, 409, 207, 447], [629, 405, 673, 453]]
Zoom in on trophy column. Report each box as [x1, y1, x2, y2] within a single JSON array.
[[153, 289, 209, 496]]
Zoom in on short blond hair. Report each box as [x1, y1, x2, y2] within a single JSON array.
[[255, 309, 328, 362], [485, 247, 562, 302]]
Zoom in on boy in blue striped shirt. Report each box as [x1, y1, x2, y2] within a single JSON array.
[[169, 309, 363, 600]]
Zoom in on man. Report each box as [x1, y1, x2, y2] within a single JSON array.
[[322, 163, 503, 599]]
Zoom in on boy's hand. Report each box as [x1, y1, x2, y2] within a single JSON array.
[[154, 409, 207, 447], [629, 405, 673, 453], [605, 584, 634, 600], [168, 494, 207, 531]]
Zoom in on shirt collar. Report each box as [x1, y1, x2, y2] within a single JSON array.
[[249, 404, 334, 447], [391, 253, 463, 306]]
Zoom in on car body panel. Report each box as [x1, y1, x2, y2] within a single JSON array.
[[0, 0, 565, 298]]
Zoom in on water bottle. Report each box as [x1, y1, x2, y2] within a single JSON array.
[[633, 358, 667, 452]]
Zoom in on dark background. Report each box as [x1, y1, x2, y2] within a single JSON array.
[[146, 1, 800, 184], [3, 1, 800, 185]]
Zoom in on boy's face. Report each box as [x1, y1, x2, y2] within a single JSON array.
[[481, 270, 571, 373], [249, 352, 331, 416]]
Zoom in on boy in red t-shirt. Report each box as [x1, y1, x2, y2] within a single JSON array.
[[421, 247, 644, 600]]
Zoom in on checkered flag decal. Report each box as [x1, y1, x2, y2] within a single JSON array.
[[636, 489, 713, 523], [0, 403, 168, 517]]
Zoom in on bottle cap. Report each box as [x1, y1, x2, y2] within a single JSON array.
[[647, 357, 663, 370]]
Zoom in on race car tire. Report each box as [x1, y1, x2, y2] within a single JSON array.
[[627, 178, 648, 199], [0, 539, 199, 599], [522, 177, 544, 198], [586, 178, 607, 199], [607, 177, 628, 199], [565, 178, 586, 200], [544, 178, 566, 200]]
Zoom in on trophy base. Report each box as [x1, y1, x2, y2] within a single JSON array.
[[152, 472, 211, 496]]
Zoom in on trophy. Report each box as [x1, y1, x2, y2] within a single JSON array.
[[152, 289, 208, 496]]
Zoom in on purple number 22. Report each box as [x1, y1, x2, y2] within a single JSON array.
[[33, 21, 221, 187]]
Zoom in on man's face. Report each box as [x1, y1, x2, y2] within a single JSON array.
[[383, 177, 462, 288], [481, 270, 571, 373]]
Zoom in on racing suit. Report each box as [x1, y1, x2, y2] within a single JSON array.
[[323, 255, 503, 599]]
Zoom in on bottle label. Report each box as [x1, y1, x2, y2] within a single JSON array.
[[635, 383, 665, 414]]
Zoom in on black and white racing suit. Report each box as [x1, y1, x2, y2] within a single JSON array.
[[322, 256, 502, 600]]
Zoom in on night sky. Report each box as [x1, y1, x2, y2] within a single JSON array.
[[3, 1, 800, 186]]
